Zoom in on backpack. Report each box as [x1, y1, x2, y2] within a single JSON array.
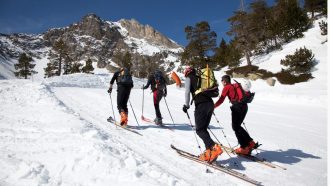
[[232, 80, 255, 104], [117, 68, 133, 85], [194, 66, 219, 98], [154, 70, 166, 91]]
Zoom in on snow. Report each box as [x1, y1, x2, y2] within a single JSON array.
[[0, 17, 328, 186]]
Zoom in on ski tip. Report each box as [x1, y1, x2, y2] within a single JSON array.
[[170, 144, 176, 149]]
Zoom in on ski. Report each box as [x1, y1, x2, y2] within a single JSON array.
[[171, 144, 261, 186], [221, 145, 286, 170], [107, 117, 143, 136], [141, 116, 174, 131]]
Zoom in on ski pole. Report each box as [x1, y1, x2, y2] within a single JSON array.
[[142, 84, 144, 118], [185, 111, 210, 173], [207, 127, 237, 166], [129, 99, 140, 127], [243, 122, 259, 154], [109, 93, 117, 128], [212, 112, 233, 150], [164, 97, 175, 126]]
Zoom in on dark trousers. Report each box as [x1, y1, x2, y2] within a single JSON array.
[[153, 90, 163, 118], [117, 86, 131, 113], [195, 101, 215, 149], [231, 103, 252, 147]]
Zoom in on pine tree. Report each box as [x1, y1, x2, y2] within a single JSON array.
[[181, 21, 217, 68], [319, 20, 327, 35], [63, 55, 73, 75], [273, 0, 309, 42], [82, 58, 94, 73], [213, 38, 228, 68], [249, 0, 271, 52], [44, 62, 56, 78], [304, 0, 327, 18], [280, 47, 315, 74], [227, 10, 257, 66], [14, 53, 36, 79], [262, 5, 283, 51], [70, 61, 82, 74], [226, 39, 243, 68], [46, 38, 69, 76], [44, 50, 57, 78]]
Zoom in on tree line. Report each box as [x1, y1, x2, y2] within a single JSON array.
[[181, 0, 326, 70]]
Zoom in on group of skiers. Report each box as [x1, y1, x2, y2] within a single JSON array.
[[107, 68, 167, 126], [107, 66, 257, 163]]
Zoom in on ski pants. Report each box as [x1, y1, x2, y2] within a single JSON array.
[[194, 101, 215, 149], [153, 90, 163, 119], [231, 103, 252, 147], [117, 86, 131, 113]]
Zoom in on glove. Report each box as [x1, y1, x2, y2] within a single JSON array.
[[107, 88, 112, 94], [182, 105, 189, 113]]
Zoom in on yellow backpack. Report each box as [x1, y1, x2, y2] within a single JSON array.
[[194, 65, 219, 98]]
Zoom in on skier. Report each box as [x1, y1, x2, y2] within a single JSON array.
[[107, 67, 134, 126], [182, 66, 222, 163], [214, 75, 256, 155], [142, 70, 167, 125]]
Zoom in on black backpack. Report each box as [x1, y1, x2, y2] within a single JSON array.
[[154, 70, 166, 91], [117, 68, 133, 85]]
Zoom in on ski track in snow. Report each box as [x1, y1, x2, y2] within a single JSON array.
[[0, 80, 188, 186], [0, 76, 327, 186]]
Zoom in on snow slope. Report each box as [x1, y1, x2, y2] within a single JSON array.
[[0, 17, 327, 186]]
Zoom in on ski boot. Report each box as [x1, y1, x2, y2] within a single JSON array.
[[235, 146, 251, 155], [209, 143, 223, 163], [199, 149, 211, 162], [120, 111, 128, 127], [154, 117, 163, 125]]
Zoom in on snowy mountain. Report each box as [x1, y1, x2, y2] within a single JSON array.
[[0, 13, 183, 80], [0, 16, 327, 186]]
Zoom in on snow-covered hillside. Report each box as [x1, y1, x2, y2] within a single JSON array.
[[0, 17, 327, 186]]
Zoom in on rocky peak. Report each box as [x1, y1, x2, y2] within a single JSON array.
[[119, 19, 180, 49], [75, 13, 104, 39]]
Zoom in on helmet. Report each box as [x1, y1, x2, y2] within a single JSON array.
[[241, 79, 251, 92], [184, 66, 193, 77]]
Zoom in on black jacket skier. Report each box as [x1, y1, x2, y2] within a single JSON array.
[[108, 68, 133, 126]]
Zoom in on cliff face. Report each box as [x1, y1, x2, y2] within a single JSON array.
[[119, 19, 180, 49], [42, 14, 126, 61]]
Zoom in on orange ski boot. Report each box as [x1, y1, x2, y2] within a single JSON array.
[[199, 149, 211, 162], [120, 111, 128, 127], [235, 146, 251, 155], [209, 143, 223, 163]]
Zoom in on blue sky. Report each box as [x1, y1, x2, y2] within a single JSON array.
[[0, 0, 275, 46]]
